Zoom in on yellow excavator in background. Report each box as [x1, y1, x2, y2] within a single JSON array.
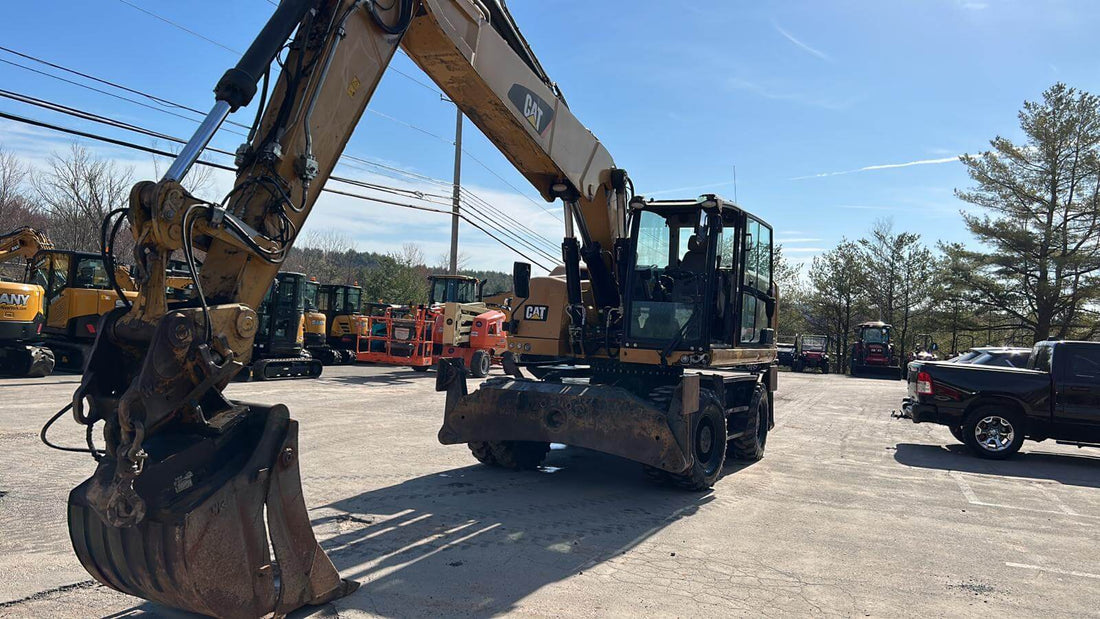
[[60, 1, 777, 615], [0, 227, 54, 376]]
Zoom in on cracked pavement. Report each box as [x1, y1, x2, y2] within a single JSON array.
[[1, 367, 1098, 617]]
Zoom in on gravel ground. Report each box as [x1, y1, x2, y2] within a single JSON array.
[[0, 366, 1097, 617]]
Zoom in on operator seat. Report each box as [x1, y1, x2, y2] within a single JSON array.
[[679, 234, 708, 273]]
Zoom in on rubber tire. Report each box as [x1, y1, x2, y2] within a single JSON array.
[[949, 425, 966, 443], [468, 441, 498, 465], [470, 350, 491, 378], [664, 390, 727, 491], [962, 406, 1025, 460], [821, 362, 829, 375], [792, 361, 803, 373], [25, 347, 55, 378], [412, 365, 431, 372], [728, 386, 768, 461], [488, 440, 550, 470]]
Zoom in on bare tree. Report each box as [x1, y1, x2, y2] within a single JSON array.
[[32, 144, 133, 252]]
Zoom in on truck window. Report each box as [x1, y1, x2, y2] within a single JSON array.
[[1029, 344, 1053, 373], [1068, 348, 1100, 384]]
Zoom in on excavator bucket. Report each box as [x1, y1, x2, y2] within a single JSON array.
[[67, 403, 356, 617]]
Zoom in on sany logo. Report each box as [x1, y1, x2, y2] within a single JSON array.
[[0, 293, 30, 307]]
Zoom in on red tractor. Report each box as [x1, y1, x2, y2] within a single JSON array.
[[792, 334, 830, 374], [850, 321, 901, 377]]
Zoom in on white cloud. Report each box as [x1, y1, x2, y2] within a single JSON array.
[[773, 23, 832, 62], [791, 156, 961, 180], [777, 237, 821, 243], [782, 247, 825, 253]]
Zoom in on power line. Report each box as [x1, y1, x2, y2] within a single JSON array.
[[0, 45, 560, 240], [116, 0, 241, 54], [0, 104, 555, 269]]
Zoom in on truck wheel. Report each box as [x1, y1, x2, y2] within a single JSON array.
[[962, 406, 1025, 459], [24, 347, 55, 378], [468, 441, 498, 466], [729, 386, 768, 461], [949, 426, 965, 443], [470, 350, 491, 378], [821, 362, 829, 375], [489, 440, 550, 470], [666, 390, 727, 491]]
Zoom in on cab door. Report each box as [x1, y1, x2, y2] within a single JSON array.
[[1055, 345, 1100, 443]]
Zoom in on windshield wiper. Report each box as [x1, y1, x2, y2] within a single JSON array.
[[660, 309, 700, 366]]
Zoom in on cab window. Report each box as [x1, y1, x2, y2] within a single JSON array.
[[74, 257, 112, 290], [739, 217, 772, 345]]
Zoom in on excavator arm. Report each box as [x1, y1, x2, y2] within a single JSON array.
[[0, 226, 54, 264], [67, 1, 626, 616]]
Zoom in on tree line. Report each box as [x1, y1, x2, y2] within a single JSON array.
[[778, 83, 1100, 372]]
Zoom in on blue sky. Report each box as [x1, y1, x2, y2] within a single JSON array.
[[1, 0, 1098, 272]]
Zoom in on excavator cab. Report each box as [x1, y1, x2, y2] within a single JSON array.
[[428, 274, 481, 304], [315, 283, 363, 364], [249, 272, 323, 380], [26, 250, 137, 369], [302, 278, 327, 351]]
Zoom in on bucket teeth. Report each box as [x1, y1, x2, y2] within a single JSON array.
[[68, 403, 353, 617]]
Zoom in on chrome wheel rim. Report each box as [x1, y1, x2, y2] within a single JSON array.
[[974, 415, 1014, 452]]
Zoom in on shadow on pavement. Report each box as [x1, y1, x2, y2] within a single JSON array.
[[893, 442, 1100, 489], [294, 446, 735, 617]]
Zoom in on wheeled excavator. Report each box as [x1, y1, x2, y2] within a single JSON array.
[[60, 1, 777, 615]]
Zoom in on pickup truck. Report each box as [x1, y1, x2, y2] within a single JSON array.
[[903, 340, 1100, 459]]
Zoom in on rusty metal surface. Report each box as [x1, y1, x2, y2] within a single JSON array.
[[67, 404, 353, 618], [437, 362, 693, 473]]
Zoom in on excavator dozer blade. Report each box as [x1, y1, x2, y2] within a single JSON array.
[[67, 403, 356, 618], [436, 359, 693, 473]]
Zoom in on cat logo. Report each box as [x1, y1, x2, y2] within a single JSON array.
[[524, 305, 549, 322], [0, 293, 30, 308], [508, 84, 554, 136]]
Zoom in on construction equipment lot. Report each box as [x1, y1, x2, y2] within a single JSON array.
[[2, 370, 1097, 618]]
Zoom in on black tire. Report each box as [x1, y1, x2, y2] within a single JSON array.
[[488, 440, 550, 470], [792, 360, 803, 373], [962, 406, 1025, 460], [821, 362, 829, 375], [949, 425, 965, 443], [470, 350, 491, 378], [25, 347, 55, 378], [468, 441, 498, 465], [729, 386, 768, 461], [664, 390, 727, 491], [411, 365, 431, 372]]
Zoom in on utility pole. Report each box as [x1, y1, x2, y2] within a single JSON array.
[[449, 105, 463, 275]]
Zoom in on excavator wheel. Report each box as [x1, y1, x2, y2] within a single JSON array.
[[488, 440, 549, 470], [468, 441, 498, 465], [664, 390, 727, 491], [728, 385, 768, 461], [470, 350, 491, 378]]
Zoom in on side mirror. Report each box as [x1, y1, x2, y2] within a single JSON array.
[[760, 328, 775, 346], [513, 261, 531, 299]]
